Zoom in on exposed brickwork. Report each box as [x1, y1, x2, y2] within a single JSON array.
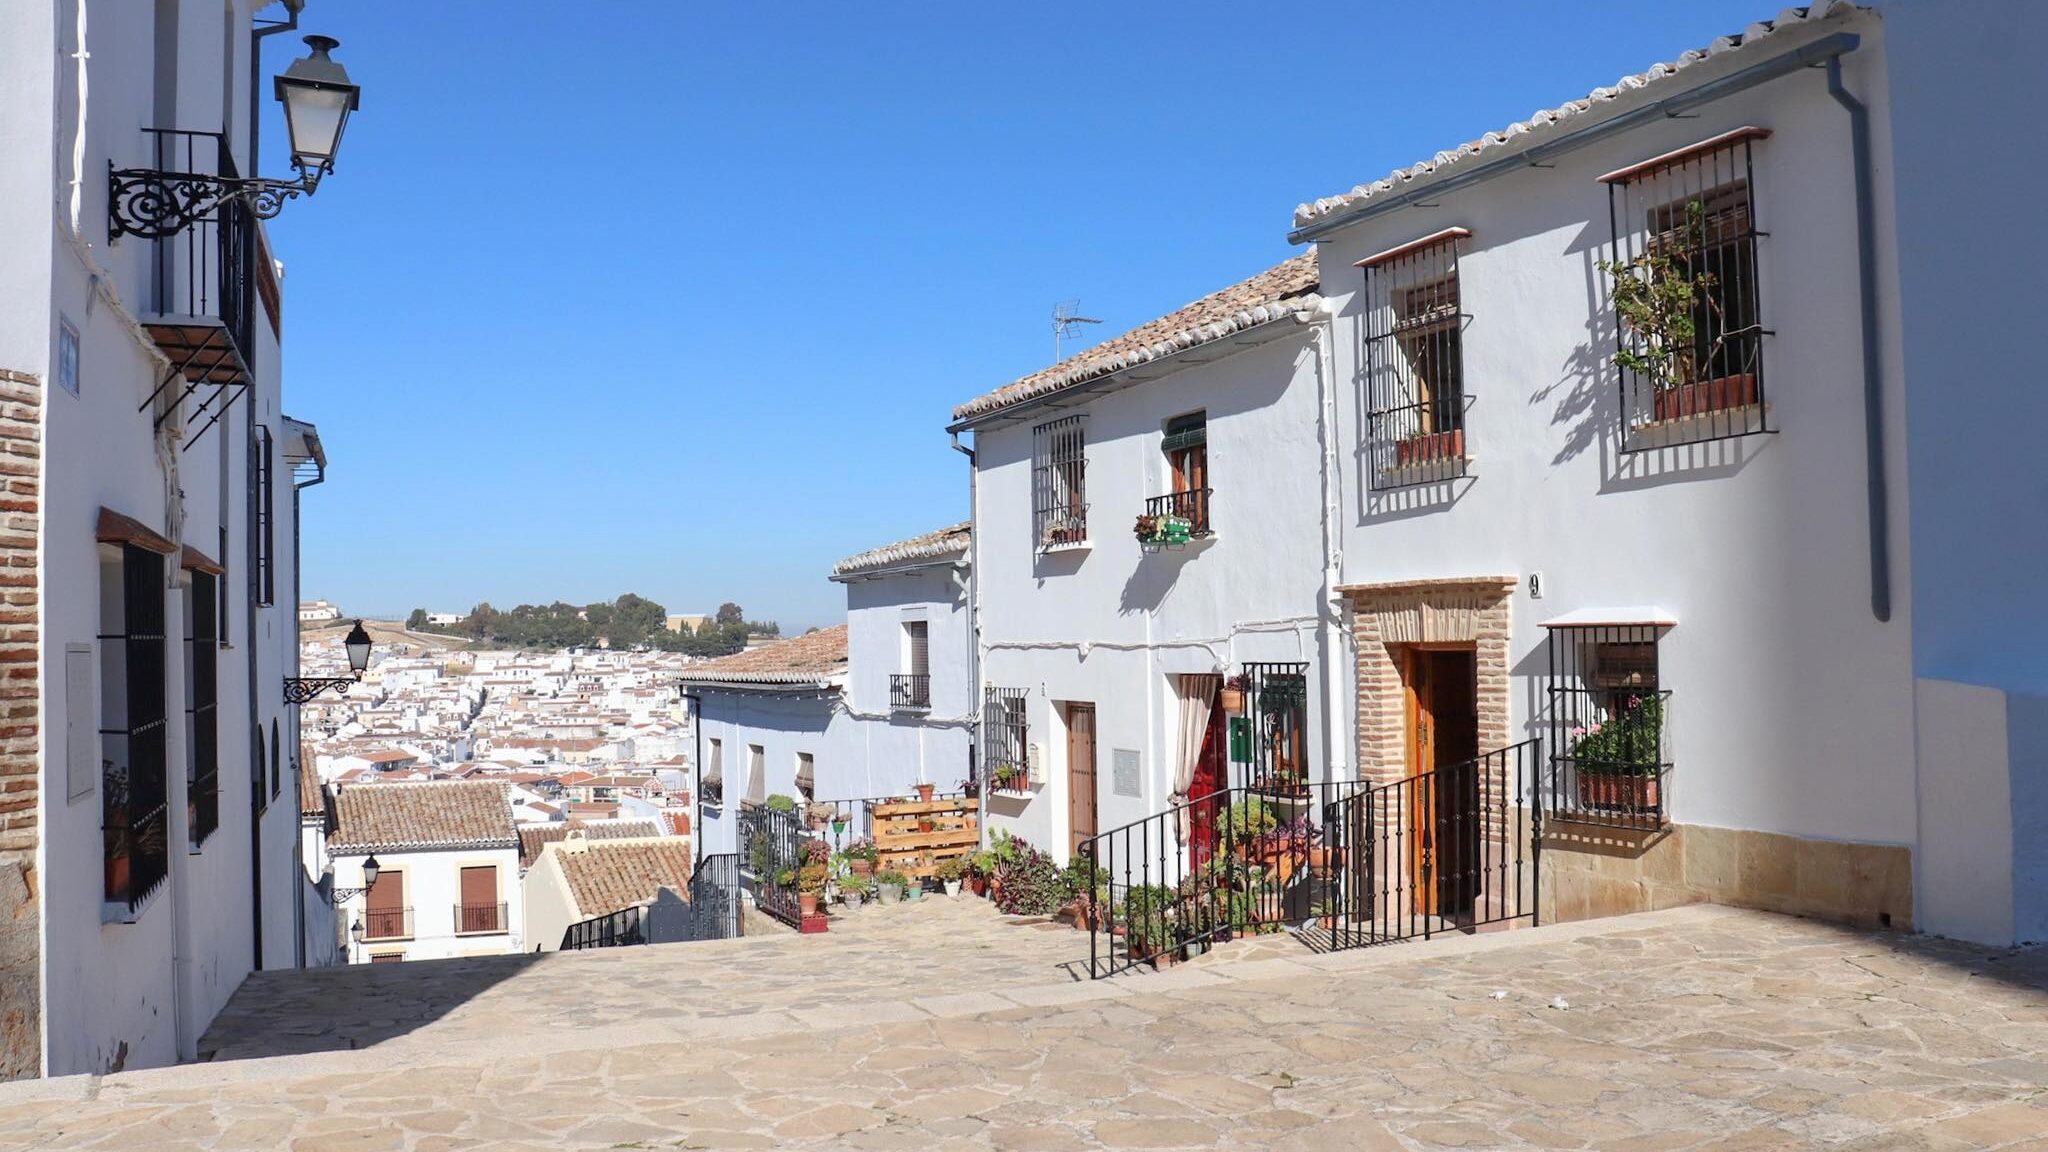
[[0, 368, 40, 1081], [1340, 577, 1516, 788]]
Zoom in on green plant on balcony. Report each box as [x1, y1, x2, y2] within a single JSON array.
[[1599, 199, 1745, 419], [1571, 693, 1666, 811]]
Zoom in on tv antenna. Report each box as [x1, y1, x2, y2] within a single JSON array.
[[1052, 299, 1102, 362]]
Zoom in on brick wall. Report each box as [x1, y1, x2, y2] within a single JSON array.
[[0, 368, 40, 1080], [1342, 576, 1516, 787]]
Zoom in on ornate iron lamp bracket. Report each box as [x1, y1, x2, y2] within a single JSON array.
[[108, 166, 320, 241], [283, 675, 355, 704]]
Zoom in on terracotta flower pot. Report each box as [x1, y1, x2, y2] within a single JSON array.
[[1576, 772, 1660, 813], [968, 874, 987, 897], [915, 783, 936, 802], [799, 892, 820, 917], [1395, 428, 1464, 466], [1652, 374, 1757, 421], [1218, 688, 1246, 714]]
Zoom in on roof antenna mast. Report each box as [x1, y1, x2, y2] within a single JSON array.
[[1051, 299, 1102, 362]]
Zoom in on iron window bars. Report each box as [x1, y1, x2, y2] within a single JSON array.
[[982, 686, 1030, 792], [102, 544, 171, 913], [701, 739, 723, 806], [187, 571, 220, 847], [1032, 415, 1088, 550], [454, 902, 508, 934], [1239, 662, 1311, 794], [1142, 412, 1211, 548], [1362, 228, 1472, 489], [1544, 622, 1671, 830], [1602, 127, 1771, 448], [361, 906, 414, 941], [890, 673, 932, 710], [256, 425, 276, 606]]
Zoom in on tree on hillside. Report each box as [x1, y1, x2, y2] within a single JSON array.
[[715, 602, 744, 626], [406, 608, 428, 631], [465, 602, 498, 640]]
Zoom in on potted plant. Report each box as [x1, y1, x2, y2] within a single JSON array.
[[1570, 694, 1665, 813], [841, 838, 879, 877], [1122, 885, 1177, 967], [1133, 513, 1160, 545], [1218, 674, 1248, 715], [875, 869, 907, 905], [914, 781, 936, 802], [805, 801, 836, 831], [993, 838, 1065, 916], [797, 862, 827, 917], [841, 872, 872, 908], [1311, 897, 1338, 933], [765, 793, 799, 814], [935, 855, 965, 897], [1600, 200, 1753, 424], [966, 849, 996, 897], [1395, 426, 1465, 467], [1057, 855, 1106, 930]]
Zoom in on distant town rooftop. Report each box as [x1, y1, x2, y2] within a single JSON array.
[[329, 781, 517, 855], [674, 624, 849, 690]]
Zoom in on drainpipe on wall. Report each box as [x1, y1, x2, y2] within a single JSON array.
[[680, 691, 703, 867], [1305, 306, 1349, 784], [1825, 51, 1890, 624], [949, 432, 984, 850]]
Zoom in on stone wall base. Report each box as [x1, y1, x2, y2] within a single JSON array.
[[1540, 821, 1913, 932], [0, 859, 38, 1080]]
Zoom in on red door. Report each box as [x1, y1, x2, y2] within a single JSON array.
[[1187, 700, 1229, 871]]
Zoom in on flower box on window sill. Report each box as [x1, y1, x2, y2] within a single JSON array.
[[1040, 532, 1091, 554], [988, 769, 1033, 798], [1651, 374, 1756, 422], [1394, 428, 1464, 467], [1574, 771, 1661, 814]]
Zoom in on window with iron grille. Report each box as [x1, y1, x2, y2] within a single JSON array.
[[1031, 415, 1087, 550], [101, 544, 170, 914], [186, 571, 219, 846], [271, 719, 281, 800], [981, 687, 1029, 792], [703, 737, 723, 806], [256, 425, 276, 606], [1602, 127, 1770, 447], [745, 743, 765, 805], [252, 722, 267, 815], [1362, 228, 1471, 488], [1544, 622, 1670, 830], [1239, 662, 1310, 792], [1142, 411, 1212, 545]]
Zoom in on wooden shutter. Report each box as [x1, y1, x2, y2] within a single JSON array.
[[907, 622, 929, 679], [366, 869, 402, 912], [459, 865, 495, 907], [746, 745, 765, 803]]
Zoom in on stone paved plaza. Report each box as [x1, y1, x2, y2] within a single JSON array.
[[2, 899, 2047, 1149]]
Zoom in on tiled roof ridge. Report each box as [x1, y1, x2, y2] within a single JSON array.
[[951, 250, 1321, 424], [673, 623, 850, 687], [832, 522, 971, 578], [1292, 4, 1861, 230]]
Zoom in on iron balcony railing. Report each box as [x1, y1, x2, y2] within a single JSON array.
[[561, 905, 644, 951], [890, 673, 931, 710], [362, 907, 413, 941], [1139, 490, 1212, 550], [454, 902, 508, 935], [1078, 740, 1542, 978], [739, 802, 805, 928]]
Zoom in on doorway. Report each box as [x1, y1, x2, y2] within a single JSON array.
[[1401, 646, 1479, 919], [1065, 703, 1098, 858], [1187, 689, 1228, 872]]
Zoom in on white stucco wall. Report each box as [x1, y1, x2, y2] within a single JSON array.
[[968, 322, 1336, 861], [1313, 12, 1919, 852], [332, 846, 524, 962], [840, 563, 975, 791]]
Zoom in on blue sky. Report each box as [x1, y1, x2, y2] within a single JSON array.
[[272, 1, 1777, 631]]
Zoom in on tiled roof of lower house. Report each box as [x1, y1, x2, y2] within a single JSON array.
[[950, 251, 1321, 425], [329, 781, 517, 854], [1291, 3, 1858, 234], [831, 522, 971, 580], [554, 839, 696, 919], [674, 624, 849, 688], [517, 819, 664, 869]]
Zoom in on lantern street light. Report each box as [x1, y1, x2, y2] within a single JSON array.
[[284, 619, 373, 704], [109, 34, 362, 240], [330, 854, 381, 902]]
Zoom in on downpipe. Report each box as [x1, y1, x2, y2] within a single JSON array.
[[1826, 51, 1890, 623], [949, 432, 985, 851]]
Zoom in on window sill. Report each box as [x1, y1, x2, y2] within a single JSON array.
[[1377, 456, 1472, 486], [454, 928, 508, 937], [362, 934, 414, 944], [1630, 402, 1768, 443], [1139, 532, 1217, 554], [892, 704, 932, 714], [101, 883, 167, 925], [1039, 540, 1092, 556]]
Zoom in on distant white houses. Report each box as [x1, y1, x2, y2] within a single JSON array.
[[299, 600, 344, 623], [325, 781, 525, 963]]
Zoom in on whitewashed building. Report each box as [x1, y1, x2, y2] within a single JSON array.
[[0, 0, 348, 1076], [326, 782, 524, 963]]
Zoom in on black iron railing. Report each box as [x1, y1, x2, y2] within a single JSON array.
[[454, 902, 508, 934], [688, 853, 744, 941], [1081, 740, 1542, 977], [890, 673, 931, 710], [103, 543, 170, 913], [1545, 622, 1671, 830], [1239, 663, 1311, 794], [982, 687, 1029, 792], [1140, 490, 1212, 550], [362, 907, 413, 941], [1364, 231, 1470, 489], [1032, 415, 1088, 550], [739, 802, 805, 927], [562, 904, 644, 951], [137, 130, 258, 357]]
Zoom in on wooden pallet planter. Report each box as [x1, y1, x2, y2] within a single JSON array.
[[872, 797, 979, 881]]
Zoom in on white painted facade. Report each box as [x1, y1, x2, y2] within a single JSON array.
[[0, 0, 334, 1076], [331, 844, 524, 963], [960, 322, 1339, 862]]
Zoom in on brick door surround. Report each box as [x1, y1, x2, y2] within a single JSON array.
[[1338, 576, 1516, 787]]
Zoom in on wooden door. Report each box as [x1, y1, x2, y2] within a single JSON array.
[[1187, 695, 1228, 872], [1066, 704, 1098, 858], [1402, 648, 1479, 918], [459, 866, 497, 933]]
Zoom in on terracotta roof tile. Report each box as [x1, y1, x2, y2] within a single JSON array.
[[951, 252, 1320, 425], [329, 781, 517, 854], [831, 523, 970, 580], [518, 819, 664, 869], [674, 624, 848, 688], [554, 839, 695, 919]]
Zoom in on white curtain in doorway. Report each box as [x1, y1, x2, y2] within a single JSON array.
[[1171, 674, 1220, 844]]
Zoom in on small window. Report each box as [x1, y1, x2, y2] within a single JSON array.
[[702, 738, 723, 806], [1545, 622, 1669, 830], [893, 622, 931, 710], [1145, 412, 1211, 539], [1032, 416, 1087, 550], [794, 752, 815, 801], [1602, 127, 1769, 446], [981, 687, 1030, 792], [256, 426, 276, 607], [1362, 228, 1469, 487], [56, 319, 80, 397], [745, 744, 765, 805], [100, 544, 170, 913], [185, 572, 219, 846], [1242, 663, 1310, 792]]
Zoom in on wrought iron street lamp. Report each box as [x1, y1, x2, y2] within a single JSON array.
[[330, 854, 380, 902], [110, 34, 362, 240], [284, 619, 373, 703]]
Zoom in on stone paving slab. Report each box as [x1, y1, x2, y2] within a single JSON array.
[[3, 900, 2048, 1148]]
